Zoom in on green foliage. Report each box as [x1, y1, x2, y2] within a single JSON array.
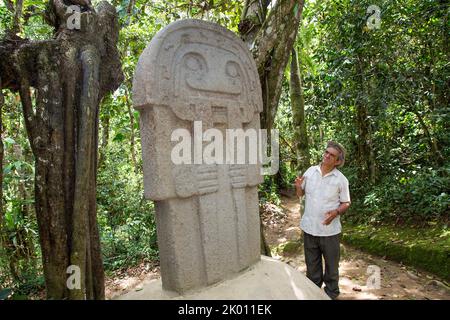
[[0, 1, 13, 36], [0, 0, 52, 39], [275, 0, 450, 226], [8, 267, 45, 298], [345, 166, 449, 225], [258, 176, 281, 206], [97, 119, 158, 272], [0, 92, 42, 297]]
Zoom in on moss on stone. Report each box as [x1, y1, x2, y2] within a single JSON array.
[[272, 240, 303, 256]]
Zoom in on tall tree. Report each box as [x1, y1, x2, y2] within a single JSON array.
[[290, 48, 310, 173], [240, 0, 305, 255], [355, 55, 376, 183], [0, 0, 123, 299], [240, 0, 305, 131]]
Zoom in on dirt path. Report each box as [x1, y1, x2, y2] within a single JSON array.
[[106, 195, 450, 300], [262, 194, 450, 300]]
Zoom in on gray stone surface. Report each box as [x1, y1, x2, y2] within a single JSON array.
[[133, 19, 264, 293], [116, 256, 330, 300]]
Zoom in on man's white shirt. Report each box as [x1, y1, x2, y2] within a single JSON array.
[[300, 165, 351, 236]]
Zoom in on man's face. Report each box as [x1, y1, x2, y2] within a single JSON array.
[[322, 147, 340, 167]]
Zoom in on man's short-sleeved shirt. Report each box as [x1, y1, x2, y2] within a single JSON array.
[[300, 165, 351, 236]]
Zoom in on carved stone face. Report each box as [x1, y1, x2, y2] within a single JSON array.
[[172, 43, 255, 126], [175, 44, 244, 99], [133, 20, 263, 124]]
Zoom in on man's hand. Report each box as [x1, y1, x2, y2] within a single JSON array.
[[294, 176, 305, 197], [322, 210, 338, 225], [294, 176, 305, 189]]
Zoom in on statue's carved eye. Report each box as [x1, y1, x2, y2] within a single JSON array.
[[185, 55, 202, 71], [225, 61, 239, 78]]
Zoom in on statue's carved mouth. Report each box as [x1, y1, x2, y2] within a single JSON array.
[[185, 75, 242, 95]]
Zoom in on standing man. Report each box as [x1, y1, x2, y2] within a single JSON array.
[[294, 141, 351, 299]]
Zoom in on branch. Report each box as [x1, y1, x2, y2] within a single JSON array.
[[127, 0, 136, 14], [250, 0, 304, 129], [12, 0, 24, 34], [279, 133, 296, 156], [4, 0, 14, 13], [239, 0, 266, 45], [252, 0, 303, 69]]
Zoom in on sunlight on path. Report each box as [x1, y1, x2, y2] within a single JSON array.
[[263, 195, 450, 300]]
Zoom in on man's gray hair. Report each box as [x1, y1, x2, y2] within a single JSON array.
[[327, 141, 346, 168]]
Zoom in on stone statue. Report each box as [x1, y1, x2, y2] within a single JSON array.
[[133, 19, 264, 293]]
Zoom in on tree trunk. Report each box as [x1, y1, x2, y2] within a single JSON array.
[[240, 0, 305, 257], [0, 1, 123, 299], [355, 99, 376, 183], [355, 57, 376, 183], [11, 144, 36, 263], [240, 0, 271, 45], [411, 109, 443, 165], [289, 48, 310, 174], [12, 0, 24, 35], [260, 217, 271, 256], [98, 111, 110, 168], [240, 0, 304, 131], [124, 88, 137, 173]]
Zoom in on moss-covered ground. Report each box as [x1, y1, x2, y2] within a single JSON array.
[[342, 224, 450, 281]]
